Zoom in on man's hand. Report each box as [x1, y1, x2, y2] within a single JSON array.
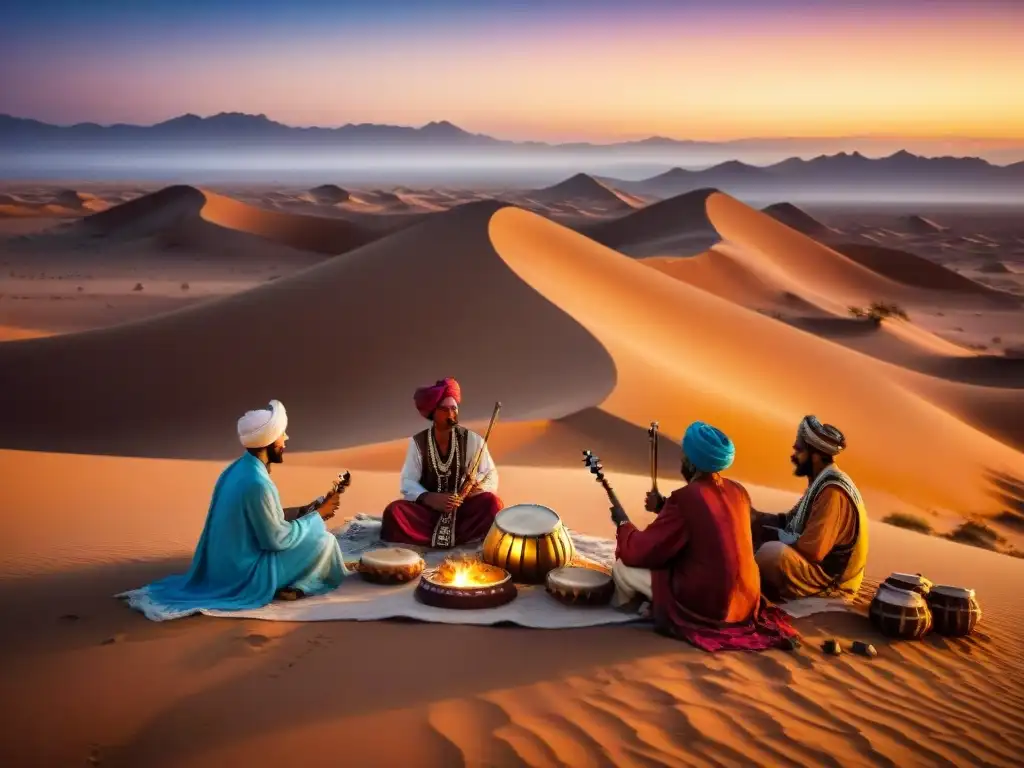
[[644, 491, 665, 513], [317, 491, 340, 521], [419, 492, 457, 513], [610, 501, 630, 527]]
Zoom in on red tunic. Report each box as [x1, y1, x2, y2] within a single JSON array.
[[616, 477, 798, 652]]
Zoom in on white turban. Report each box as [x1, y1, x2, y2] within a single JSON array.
[[238, 399, 288, 449], [797, 415, 846, 456]]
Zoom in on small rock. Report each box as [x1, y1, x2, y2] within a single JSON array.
[[101, 633, 126, 645], [781, 636, 801, 652], [822, 638, 842, 655], [852, 640, 877, 658]]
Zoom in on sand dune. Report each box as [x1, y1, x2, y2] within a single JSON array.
[[582, 188, 719, 256], [74, 185, 376, 255], [0, 201, 616, 457], [901, 214, 949, 234], [762, 202, 837, 237], [303, 184, 350, 205], [525, 173, 644, 212]]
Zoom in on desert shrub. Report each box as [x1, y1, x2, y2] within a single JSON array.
[[133, 282, 143, 291], [1008, 549, 1024, 560], [944, 521, 1004, 551], [848, 301, 909, 325], [992, 336, 1002, 344], [882, 513, 933, 535], [181, 282, 190, 291]]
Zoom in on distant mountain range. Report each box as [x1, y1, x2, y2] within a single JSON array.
[[603, 151, 1024, 196], [1, 112, 1022, 162]]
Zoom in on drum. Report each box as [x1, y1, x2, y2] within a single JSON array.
[[926, 585, 981, 637], [545, 566, 614, 607], [358, 547, 425, 585], [883, 572, 933, 596], [869, 584, 933, 639], [482, 503, 575, 584]]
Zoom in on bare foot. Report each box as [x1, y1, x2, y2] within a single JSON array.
[[274, 587, 305, 601]]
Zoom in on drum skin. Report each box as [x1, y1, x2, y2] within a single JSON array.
[[869, 584, 933, 639], [927, 586, 981, 637], [545, 566, 614, 606], [358, 547, 425, 585], [883, 572, 933, 596], [482, 505, 575, 584]]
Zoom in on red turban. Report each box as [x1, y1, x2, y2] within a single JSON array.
[[414, 377, 461, 418]]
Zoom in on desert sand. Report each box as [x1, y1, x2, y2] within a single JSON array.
[[2, 181, 1023, 766]]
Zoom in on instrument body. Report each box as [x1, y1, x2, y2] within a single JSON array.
[[869, 583, 933, 639], [926, 585, 981, 637], [415, 564, 518, 609], [545, 565, 614, 607], [481, 503, 575, 583], [358, 547, 425, 584]]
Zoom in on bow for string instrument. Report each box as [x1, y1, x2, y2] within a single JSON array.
[[455, 400, 502, 502], [582, 450, 625, 513], [647, 421, 659, 496]]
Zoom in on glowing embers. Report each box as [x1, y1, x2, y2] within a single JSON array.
[[414, 555, 517, 610]]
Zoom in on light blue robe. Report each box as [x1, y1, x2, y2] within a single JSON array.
[[120, 452, 349, 620]]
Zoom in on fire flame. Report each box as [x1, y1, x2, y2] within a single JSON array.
[[434, 555, 499, 587]]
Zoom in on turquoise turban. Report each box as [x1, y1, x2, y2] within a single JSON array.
[[682, 421, 735, 473]]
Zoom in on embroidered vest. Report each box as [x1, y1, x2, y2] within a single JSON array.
[[413, 426, 469, 494]]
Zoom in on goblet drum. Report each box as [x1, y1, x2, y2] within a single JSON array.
[[926, 585, 981, 637], [545, 566, 615, 607], [869, 584, 933, 639], [358, 547, 425, 584], [883, 572, 933, 596], [482, 503, 575, 584]]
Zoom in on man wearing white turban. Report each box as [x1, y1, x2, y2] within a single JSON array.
[[751, 415, 869, 600], [121, 400, 352, 620]]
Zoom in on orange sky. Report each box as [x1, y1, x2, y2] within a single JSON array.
[[3, 4, 1023, 142]]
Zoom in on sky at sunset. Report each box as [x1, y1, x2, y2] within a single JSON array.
[[2, 0, 1023, 142]]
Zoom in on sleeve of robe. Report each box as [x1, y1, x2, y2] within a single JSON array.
[[792, 485, 857, 564], [614, 498, 691, 569], [400, 438, 429, 501], [466, 431, 499, 492], [243, 475, 327, 552]]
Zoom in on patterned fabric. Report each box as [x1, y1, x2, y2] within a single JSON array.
[[798, 415, 846, 456], [782, 464, 864, 543]]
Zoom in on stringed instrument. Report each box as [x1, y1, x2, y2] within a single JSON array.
[[330, 470, 353, 496], [582, 450, 625, 512]]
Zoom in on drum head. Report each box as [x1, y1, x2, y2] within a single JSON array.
[[548, 566, 610, 589], [876, 584, 926, 607], [888, 572, 931, 586], [496, 504, 560, 536], [361, 547, 421, 568], [931, 585, 973, 599]]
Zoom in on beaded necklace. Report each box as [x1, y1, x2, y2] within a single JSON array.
[[427, 427, 460, 492]]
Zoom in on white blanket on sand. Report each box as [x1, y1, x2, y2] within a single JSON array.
[[140, 514, 854, 625]]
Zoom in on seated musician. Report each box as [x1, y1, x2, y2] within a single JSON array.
[[380, 377, 504, 548], [610, 421, 797, 651], [751, 415, 868, 600], [122, 400, 352, 619]]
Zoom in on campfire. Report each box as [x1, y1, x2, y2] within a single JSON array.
[[415, 555, 518, 610], [433, 555, 504, 588]]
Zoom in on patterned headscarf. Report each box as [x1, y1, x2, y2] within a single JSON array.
[[797, 415, 846, 456]]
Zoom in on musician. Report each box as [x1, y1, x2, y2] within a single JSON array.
[[380, 377, 504, 548], [121, 400, 351, 620], [609, 421, 798, 651], [751, 415, 869, 600]]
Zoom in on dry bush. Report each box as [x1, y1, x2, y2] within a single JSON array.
[[882, 512, 933, 535]]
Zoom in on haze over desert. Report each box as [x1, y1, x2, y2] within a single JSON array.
[[3, 1, 1024, 766]]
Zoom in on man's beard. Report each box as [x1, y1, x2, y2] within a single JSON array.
[[267, 443, 286, 464], [792, 455, 812, 477], [446, 416, 458, 427]]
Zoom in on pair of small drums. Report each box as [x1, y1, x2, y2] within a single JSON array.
[[869, 572, 981, 640]]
